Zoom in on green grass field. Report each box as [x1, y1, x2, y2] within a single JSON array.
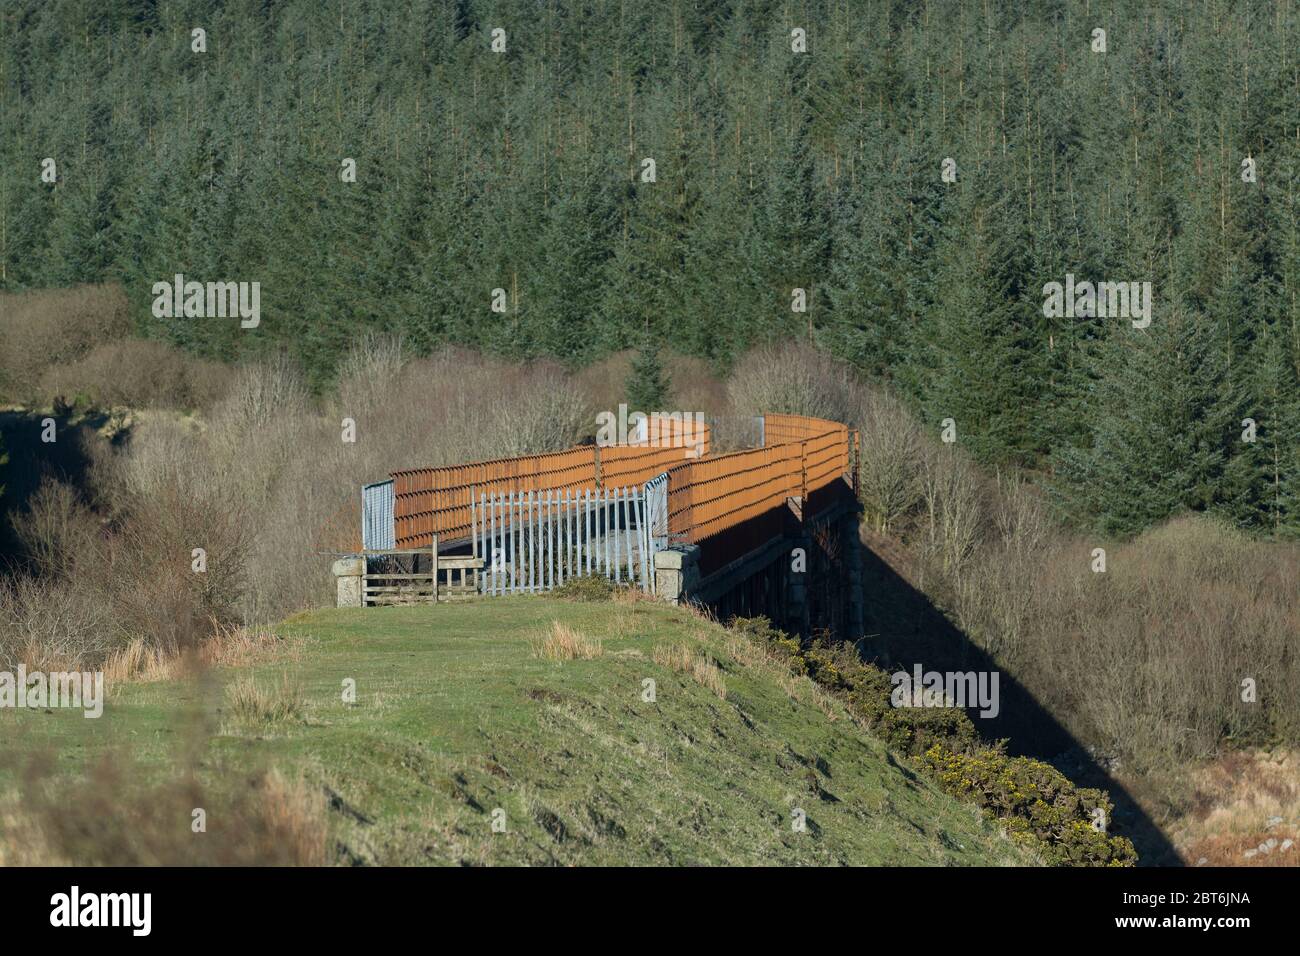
[[2, 596, 1035, 865]]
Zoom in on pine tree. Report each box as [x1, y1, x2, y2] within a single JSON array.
[[626, 340, 670, 412], [753, 100, 830, 344], [919, 186, 1044, 466], [1053, 308, 1234, 535], [2, 0, 1299, 540], [533, 162, 619, 360], [1229, 329, 1300, 534]]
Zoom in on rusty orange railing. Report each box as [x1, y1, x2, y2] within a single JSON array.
[[390, 414, 853, 549], [664, 442, 804, 543], [599, 435, 709, 488], [764, 412, 833, 446], [392, 446, 599, 546], [664, 417, 854, 545]]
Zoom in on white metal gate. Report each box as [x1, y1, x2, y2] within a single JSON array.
[[471, 486, 655, 595]]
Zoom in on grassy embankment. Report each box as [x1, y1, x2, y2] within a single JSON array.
[[1, 596, 1034, 866]]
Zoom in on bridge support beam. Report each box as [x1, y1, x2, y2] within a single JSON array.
[[655, 498, 863, 640], [784, 534, 810, 636], [842, 514, 864, 639]]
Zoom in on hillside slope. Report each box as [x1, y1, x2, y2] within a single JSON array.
[[1, 596, 1035, 866]]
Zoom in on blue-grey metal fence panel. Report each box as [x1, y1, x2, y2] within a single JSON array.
[[361, 480, 395, 551]]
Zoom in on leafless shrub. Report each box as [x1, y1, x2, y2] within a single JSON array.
[[666, 353, 730, 413], [853, 387, 924, 533], [573, 349, 636, 414], [99, 487, 250, 656], [495, 361, 589, 456], [833, 382, 1300, 772], [38, 340, 231, 411], [0, 575, 114, 671], [917, 443, 987, 578], [705, 414, 763, 452], [990, 471, 1051, 559], [2, 341, 621, 668], [333, 334, 409, 417], [726, 342, 859, 424], [0, 284, 131, 403], [215, 353, 311, 434], [932, 511, 1300, 772], [10, 478, 99, 578], [5, 446, 250, 666]]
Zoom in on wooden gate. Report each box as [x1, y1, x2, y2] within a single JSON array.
[[361, 539, 481, 605]]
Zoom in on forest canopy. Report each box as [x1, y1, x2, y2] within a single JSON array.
[[1, 0, 1298, 534]]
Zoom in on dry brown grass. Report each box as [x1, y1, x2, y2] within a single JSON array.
[[225, 672, 305, 726], [1166, 751, 1300, 866], [722, 633, 771, 670], [0, 754, 328, 866], [254, 769, 330, 866], [612, 585, 655, 607], [652, 642, 727, 699], [718, 629, 837, 717], [103, 624, 300, 686], [530, 621, 603, 661]]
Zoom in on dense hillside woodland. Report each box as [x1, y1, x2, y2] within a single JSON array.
[[2, 0, 1299, 535]]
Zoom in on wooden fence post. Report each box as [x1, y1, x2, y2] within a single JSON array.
[[431, 534, 440, 605]]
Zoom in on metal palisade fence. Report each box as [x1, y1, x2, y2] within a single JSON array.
[[472, 484, 656, 596]]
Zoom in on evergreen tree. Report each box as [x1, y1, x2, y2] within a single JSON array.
[[919, 183, 1044, 466], [1228, 329, 1300, 534], [752, 75, 830, 345], [0, 0, 1298, 539], [1053, 308, 1234, 535], [626, 340, 670, 412]]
